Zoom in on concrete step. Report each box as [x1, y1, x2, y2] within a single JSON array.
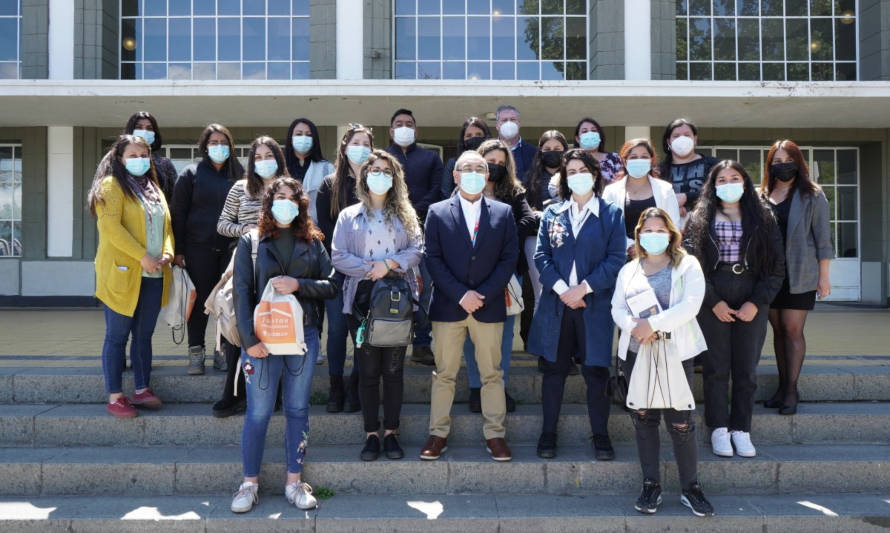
[[3, 492, 890, 532], [3, 402, 890, 448], [3, 362, 890, 404], [2, 443, 887, 497]]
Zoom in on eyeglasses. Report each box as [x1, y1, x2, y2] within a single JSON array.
[[369, 169, 394, 177], [458, 165, 488, 173]]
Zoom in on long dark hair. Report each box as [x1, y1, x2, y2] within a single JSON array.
[[478, 139, 524, 201], [761, 139, 820, 197], [685, 160, 779, 276], [257, 177, 324, 242], [557, 148, 604, 200], [197, 123, 243, 180], [124, 111, 162, 152], [87, 135, 159, 216], [329, 123, 374, 219], [245, 136, 289, 199], [284, 117, 325, 175], [456, 116, 491, 153], [573, 117, 606, 152], [658, 118, 698, 176], [526, 130, 568, 207]]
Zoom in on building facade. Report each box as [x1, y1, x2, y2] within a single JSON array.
[[0, 0, 888, 305]]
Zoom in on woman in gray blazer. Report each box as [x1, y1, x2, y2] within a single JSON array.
[[760, 140, 833, 415]]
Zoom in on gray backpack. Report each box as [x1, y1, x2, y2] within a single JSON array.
[[355, 276, 415, 348], [205, 230, 258, 348]]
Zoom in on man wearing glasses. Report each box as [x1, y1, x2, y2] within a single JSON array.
[[419, 151, 519, 462]]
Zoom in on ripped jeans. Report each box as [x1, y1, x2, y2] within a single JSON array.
[[622, 351, 698, 490]]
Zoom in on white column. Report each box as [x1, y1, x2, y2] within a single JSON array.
[[623, 0, 651, 81], [46, 126, 74, 257], [624, 126, 651, 143], [48, 0, 75, 79], [335, 0, 364, 79]]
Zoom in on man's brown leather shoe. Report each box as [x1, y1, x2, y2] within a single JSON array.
[[420, 435, 447, 460], [485, 438, 512, 462]]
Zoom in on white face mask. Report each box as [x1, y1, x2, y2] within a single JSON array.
[[393, 126, 415, 147], [499, 120, 519, 139], [670, 135, 695, 157]]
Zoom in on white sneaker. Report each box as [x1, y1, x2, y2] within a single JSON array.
[[711, 427, 733, 457], [230, 481, 259, 513], [285, 482, 318, 510], [731, 430, 756, 457]]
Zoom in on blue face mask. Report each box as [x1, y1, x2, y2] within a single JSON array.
[[271, 199, 299, 225], [208, 145, 230, 164], [579, 131, 601, 150], [292, 135, 313, 155], [346, 145, 371, 165], [625, 159, 651, 179], [125, 157, 151, 177], [254, 159, 278, 179], [459, 172, 486, 195], [366, 170, 393, 195], [567, 172, 594, 196], [716, 182, 745, 203], [639, 232, 670, 255], [132, 129, 155, 145]]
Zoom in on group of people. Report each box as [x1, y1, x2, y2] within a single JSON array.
[[88, 107, 833, 518]]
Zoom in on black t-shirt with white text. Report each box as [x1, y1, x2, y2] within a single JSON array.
[[665, 154, 719, 210]]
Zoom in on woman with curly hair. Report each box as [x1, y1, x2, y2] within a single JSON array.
[[230, 178, 337, 514]]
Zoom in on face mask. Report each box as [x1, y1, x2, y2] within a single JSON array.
[[567, 172, 594, 196], [770, 162, 798, 183], [208, 145, 230, 164], [541, 150, 563, 168], [639, 233, 670, 255], [346, 145, 371, 165], [366, 170, 393, 195], [459, 172, 486, 195], [291, 135, 313, 155], [132, 129, 155, 145], [716, 182, 745, 203], [125, 157, 151, 177], [578, 131, 601, 150], [487, 163, 507, 182], [669, 135, 695, 157], [499, 120, 519, 139], [254, 159, 278, 179], [271, 199, 299, 225], [625, 159, 651, 179], [393, 126, 415, 147], [464, 136, 485, 151]]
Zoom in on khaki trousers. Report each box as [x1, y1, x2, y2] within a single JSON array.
[[429, 316, 506, 440]]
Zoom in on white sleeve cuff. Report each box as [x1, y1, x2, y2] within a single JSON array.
[[582, 280, 593, 295], [553, 280, 570, 295]]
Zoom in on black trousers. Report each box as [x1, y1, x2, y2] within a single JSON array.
[[347, 316, 406, 432], [623, 351, 698, 489], [540, 307, 611, 436], [519, 274, 534, 345], [184, 243, 232, 348], [699, 267, 769, 432], [219, 338, 245, 403]]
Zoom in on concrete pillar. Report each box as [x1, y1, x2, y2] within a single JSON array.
[[859, 0, 890, 80], [48, 0, 74, 79], [623, 0, 651, 81], [310, 0, 337, 79], [588, 0, 624, 80], [649, 0, 676, 80], [335, 0, 363, 79], [363, 0, 391, 79], [21, 0, 49, 78], [46, 126, 74, 257]]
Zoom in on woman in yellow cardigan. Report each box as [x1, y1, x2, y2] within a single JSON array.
[[88, 135, 174, 418]]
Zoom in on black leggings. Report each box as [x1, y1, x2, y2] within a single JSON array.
[[347, 316, 406, 433], [184, 243, 232, 348]]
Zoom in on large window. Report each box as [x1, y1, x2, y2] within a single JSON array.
[[120, 0, 311, 80], [0, 0, 21, 79], [0, 144, 22, 258], [394, 0, 588, 80], [675, 0, 857, 81]]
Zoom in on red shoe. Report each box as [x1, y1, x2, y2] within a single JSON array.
[[131, 388, 162, 410], [107, 397, 138, 418]]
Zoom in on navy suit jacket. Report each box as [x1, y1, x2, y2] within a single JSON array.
[[424, 194, 519, 323]]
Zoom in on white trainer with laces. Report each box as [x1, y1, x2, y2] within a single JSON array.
[[230, 481, 259, 513], [710, 427, 733, 457], [731, 430, 757, 457], [286, 482, 318, 510]]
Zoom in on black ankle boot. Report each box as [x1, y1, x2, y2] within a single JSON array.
[[344, 371, 361, 413], [327, 375, 345, 413]]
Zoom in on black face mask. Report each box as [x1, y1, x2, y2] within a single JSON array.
[[541, 150, 563, 168], [770, 162, 798, 182], [487, 162, 508, 182], [463, 136, 486, 151]]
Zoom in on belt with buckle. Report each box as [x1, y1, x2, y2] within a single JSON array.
[[718, 262, 746, 275]]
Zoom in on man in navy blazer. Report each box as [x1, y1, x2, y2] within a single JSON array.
[[419, 150, 519, 462]]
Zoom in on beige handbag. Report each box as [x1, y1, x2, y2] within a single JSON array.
[[505, 275, 524, 316], [626, 336, 695, 411]]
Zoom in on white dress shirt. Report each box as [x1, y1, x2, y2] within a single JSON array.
[[459, 193, 483, 244], [553, 195, 599, 296]]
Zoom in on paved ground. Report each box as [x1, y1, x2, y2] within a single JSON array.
[[0, 304, 886, 368]]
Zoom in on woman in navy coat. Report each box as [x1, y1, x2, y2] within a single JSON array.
[[528, 149, 626, 460]]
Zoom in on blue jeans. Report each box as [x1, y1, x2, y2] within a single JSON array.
[[324, 293, 349, 376], [463, 314, 515, 389], [413, 258, 433, 347], [101, 277, 163, 395], [241, 325, 319, 477]]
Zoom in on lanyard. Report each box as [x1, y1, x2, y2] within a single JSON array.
[[471, 216, 480, 246]]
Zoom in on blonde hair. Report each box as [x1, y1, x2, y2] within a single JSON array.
[[356, 149, 421, 239], [633, 207, 686, 267]]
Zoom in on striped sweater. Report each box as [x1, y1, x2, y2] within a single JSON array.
[[217, 180, 263, 238]]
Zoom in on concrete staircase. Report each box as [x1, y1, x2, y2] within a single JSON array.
[[1, 362, 889, 532]]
